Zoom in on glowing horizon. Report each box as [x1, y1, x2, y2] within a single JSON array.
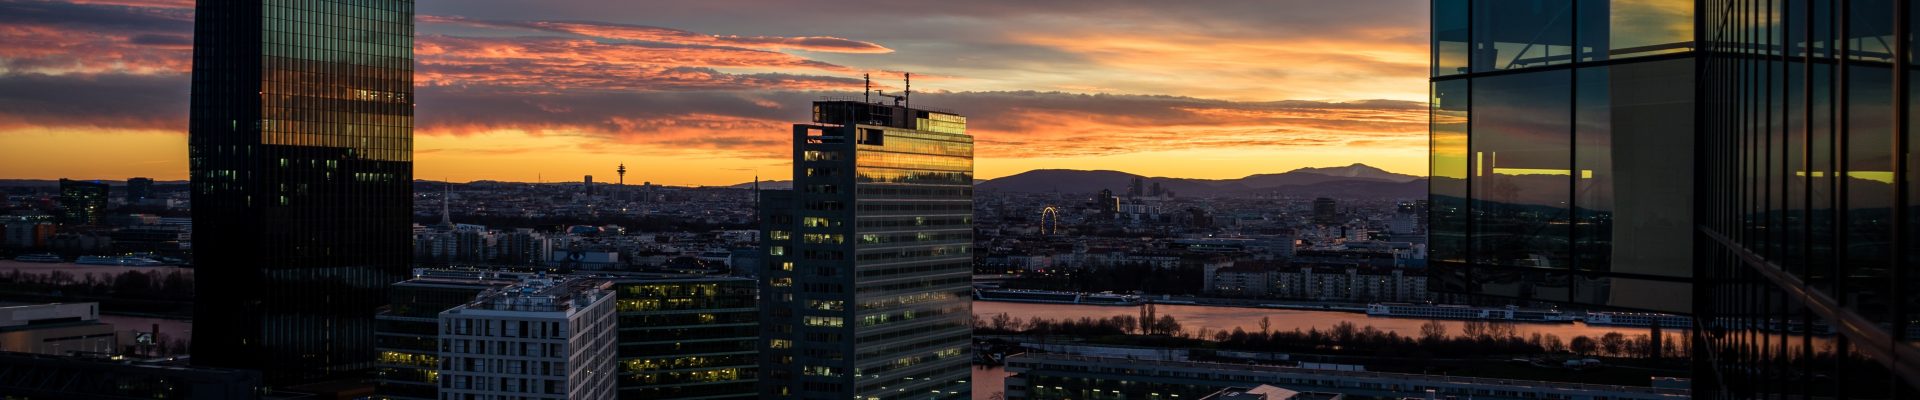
[[0, 0, 1431, 186]]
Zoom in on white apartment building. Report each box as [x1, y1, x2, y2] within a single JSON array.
[[437, 276, 616, 400]]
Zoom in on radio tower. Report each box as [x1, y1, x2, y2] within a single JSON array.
[[617, 163, 627, 185]]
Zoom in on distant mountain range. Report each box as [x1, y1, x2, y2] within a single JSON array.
[[975, 163, 1424, 199], [720, 163, 1426, 199]]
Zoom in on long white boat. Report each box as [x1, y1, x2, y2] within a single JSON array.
[[12, 253, 62, 263], [75, 256, 165, 266], [1582, 312, 1692, 328], [1365, 303, 1575, 322], [974, 289, 1144, 306]]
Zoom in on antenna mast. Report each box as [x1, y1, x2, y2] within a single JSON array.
[[904, 73, 911, 110], [864, 73, 871, 103]]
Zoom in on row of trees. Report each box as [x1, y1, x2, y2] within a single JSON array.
[[973, 312, 1690, 360], [0, 269, 193, 300], [976, 312, 1182, 337]]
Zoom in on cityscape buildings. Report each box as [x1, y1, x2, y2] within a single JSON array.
[[759, 99, 975, 399], [436, 275, 617, 399], [186, 0, 416, 384], [1431, 0, 1919, 396]]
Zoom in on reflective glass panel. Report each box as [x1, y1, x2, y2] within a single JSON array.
[[1434, 0, 1470, 76], [1471, 70, 1571, 269], [1472, 0, 1575, 72], [1432, 79, 1470, 264], [1577, 0, 1695, 61]]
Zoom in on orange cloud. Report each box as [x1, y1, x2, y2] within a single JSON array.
[[423, 16, 892, 54], [416, 35, 863, 92]]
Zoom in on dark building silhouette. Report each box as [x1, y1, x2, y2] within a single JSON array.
[[188, 0, 415, 385], [126, 177, 154, 204], [58, 179, 108, 225], [759, 100, 973, 399], [372, 271, 518, 400], [1430, 0, 1918, 396], [1311, 197, 1338, 225]]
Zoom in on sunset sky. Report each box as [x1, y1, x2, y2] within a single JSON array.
[[0, 0, 1431, 186]]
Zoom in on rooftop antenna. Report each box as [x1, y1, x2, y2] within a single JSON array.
[[864, 73, 871, 104], [904, 73, 911, 110]]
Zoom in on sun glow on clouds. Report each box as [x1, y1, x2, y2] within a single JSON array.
[[0, 0, 1432, 185]]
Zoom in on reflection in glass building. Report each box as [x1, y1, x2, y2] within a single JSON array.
[[188, 0, 415, 384], [1432, 0, 1920, 396], [760, 100, 974, 399]]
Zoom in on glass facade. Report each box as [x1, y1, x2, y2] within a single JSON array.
[[1429, 0, 1695, 312], [189, 0, 415, 384], [613, 277, 760, 400], [1437, 0, 1920, 396], [762, 101, 973, 400], [1696, 0, 1920, 396]]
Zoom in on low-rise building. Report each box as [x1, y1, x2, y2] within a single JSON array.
[[0, 302, 116, 356]]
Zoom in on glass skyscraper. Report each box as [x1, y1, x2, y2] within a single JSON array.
[[759, 100, 974, 399], [1430, 0, 1697, 314], [1431, 0, 1919, 396], [189, 0, 415, 384]]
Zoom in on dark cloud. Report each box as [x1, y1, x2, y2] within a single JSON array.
[[0, 73, 186, 130]]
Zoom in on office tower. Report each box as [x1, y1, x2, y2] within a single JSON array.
[[58, 179, 108, 225], [760, 100, 974, 399], [373, 270, 523, 400], [126, 177, 154, 204], [187, 0, 415, 384], [610, 276, 759, 399], [1311, 197, 1338, 226], [1428, 0, 1919, 396], [437, 276, 617, 399], [585, 175, 595, 196]]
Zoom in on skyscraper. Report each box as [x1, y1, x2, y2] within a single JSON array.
[[759, 100, 974, 399], [188, 0, 415, 384], [126, 177, 154, 204], [57, 179, 108, 225], [1429, 0, 1918, 396]]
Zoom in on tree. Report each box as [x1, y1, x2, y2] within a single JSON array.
[[1153, 315, 1181, 336], [1600, 332, 1627, 356], [1544, 333, 1566, 353], [1570, 335, 1597, 356], [1259, 316, 1272, 336], [1460, 320, 1488, 339], [1419, 320, 1448, 344]]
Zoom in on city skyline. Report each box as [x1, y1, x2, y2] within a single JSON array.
[[0, 0, 1430, 186]]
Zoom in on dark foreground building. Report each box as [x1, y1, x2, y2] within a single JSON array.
[[1430, 0, 1918, 396], [189, 0, 416, 384], [760, 100, 975, 399]]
